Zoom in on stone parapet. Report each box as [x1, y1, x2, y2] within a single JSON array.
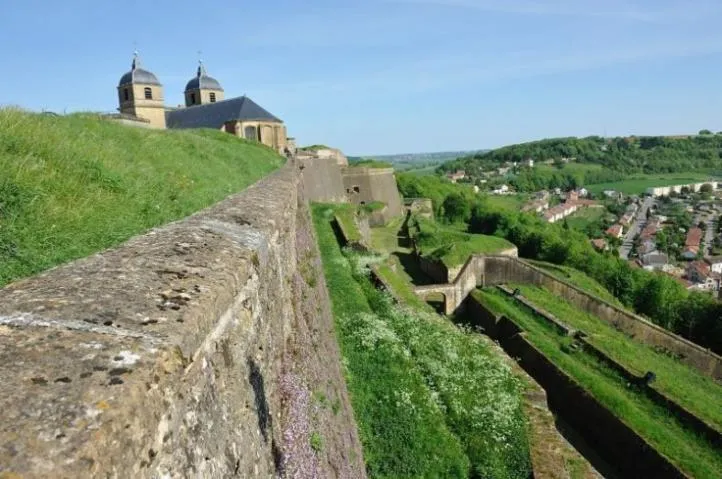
[[0, 164, 364, 478]]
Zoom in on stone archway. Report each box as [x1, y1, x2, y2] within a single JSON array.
[[416, 290, 448, 315]]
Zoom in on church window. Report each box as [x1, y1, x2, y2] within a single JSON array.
[[244, 126, 258, 141], [210, 92, 216, 103], [144, 87, 152, 99], [123, 88, 129, 101], [190, 93, 196, 104]]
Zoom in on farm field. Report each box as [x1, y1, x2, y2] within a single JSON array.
[[565, 206, 606, 231], [585, 173, 716, 195], [483, 193, 528, 212], [535, 162, 604, 175]]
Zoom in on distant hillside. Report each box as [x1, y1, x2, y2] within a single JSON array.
[[440, 135, 722, 175], [350, 149, 487, 171], [0, 108, 284, 286]]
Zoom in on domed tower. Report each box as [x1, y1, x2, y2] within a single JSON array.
[[184, 61, 224, 107], [117, 52, 166, 128]]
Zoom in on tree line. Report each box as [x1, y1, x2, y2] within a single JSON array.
[[440, 134, 722, 176]]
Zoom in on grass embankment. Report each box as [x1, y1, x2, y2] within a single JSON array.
[[313, 204, 531, 479], [332, 204, 363, 243], [525, 260, 623, 306], [513, 284, 722, 432], [585, 172, 714, 195], [474, 288, 722, 478], [0, 109, 284, 287], [348, 159, 394, 169], [413, 217, 515, 268]]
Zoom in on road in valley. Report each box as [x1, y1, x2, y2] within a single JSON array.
[[703, 213, 717, 256], [619, 196, 655, 260]]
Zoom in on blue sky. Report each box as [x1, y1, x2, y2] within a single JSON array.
[[2, 0, 722, 155]]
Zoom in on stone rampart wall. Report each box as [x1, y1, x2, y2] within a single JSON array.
[[479, 256, 722, 380], [464, 297, 687, 478], [496, 286, 721, 448], [300, 156, 346, 203], [342, 167, 403, 218], [418, 254, 449, 284], [0, 164, 365, 478]]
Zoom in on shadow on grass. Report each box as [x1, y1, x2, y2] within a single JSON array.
[[393, 251, 436, 286]]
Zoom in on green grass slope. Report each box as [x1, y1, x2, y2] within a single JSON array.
[[474, 288, 722, 478], [0, 108, 284, 286], [525, 260, 623, 306], [514, 284, 722, 431], [413, 217, 515, 268], [312, 204, 531, 478]]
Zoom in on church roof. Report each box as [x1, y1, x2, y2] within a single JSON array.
[[118, 53, 161, 87], [118, 69, 161, 87], [165, 95, 282, 129], [185, 62, 223, 91]]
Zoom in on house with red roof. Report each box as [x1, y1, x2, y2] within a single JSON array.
[[682, 227, 703, 260], [605, 224, 624, 239]]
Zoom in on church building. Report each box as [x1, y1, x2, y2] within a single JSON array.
[[116, 53, 288, 153]]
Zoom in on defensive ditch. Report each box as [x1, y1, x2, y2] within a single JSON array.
[[466, 288, 722, 478]]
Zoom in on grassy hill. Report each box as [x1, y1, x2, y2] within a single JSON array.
[[439, 135, 722, 193], [0, 108, 284, 287]]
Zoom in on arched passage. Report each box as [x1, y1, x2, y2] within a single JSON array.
[[418, 291, 447, 315]]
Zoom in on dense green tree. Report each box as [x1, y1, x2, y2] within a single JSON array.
[[441, 193, 471, 223], [439, 134, 722, 179]]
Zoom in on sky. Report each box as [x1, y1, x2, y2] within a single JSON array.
[[2, 0, 722, 155]]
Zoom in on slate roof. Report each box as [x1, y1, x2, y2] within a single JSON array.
[[185, 75, 223, 91], [118, 68, 161, 87], [118, 54, 161, 86], [185, 63, 223, 91], [165, 96, 282, 129]]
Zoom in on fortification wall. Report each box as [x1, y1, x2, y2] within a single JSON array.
[[300, 156, 347, 203], [0, 165, 365, 478], [342, 167, 403, 219], [464, 298, 687, 478], [479, 256, 722, 380], [495, 285, 721, 447], [412, 253, 721, 379], [418, 254, 450, 284]]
